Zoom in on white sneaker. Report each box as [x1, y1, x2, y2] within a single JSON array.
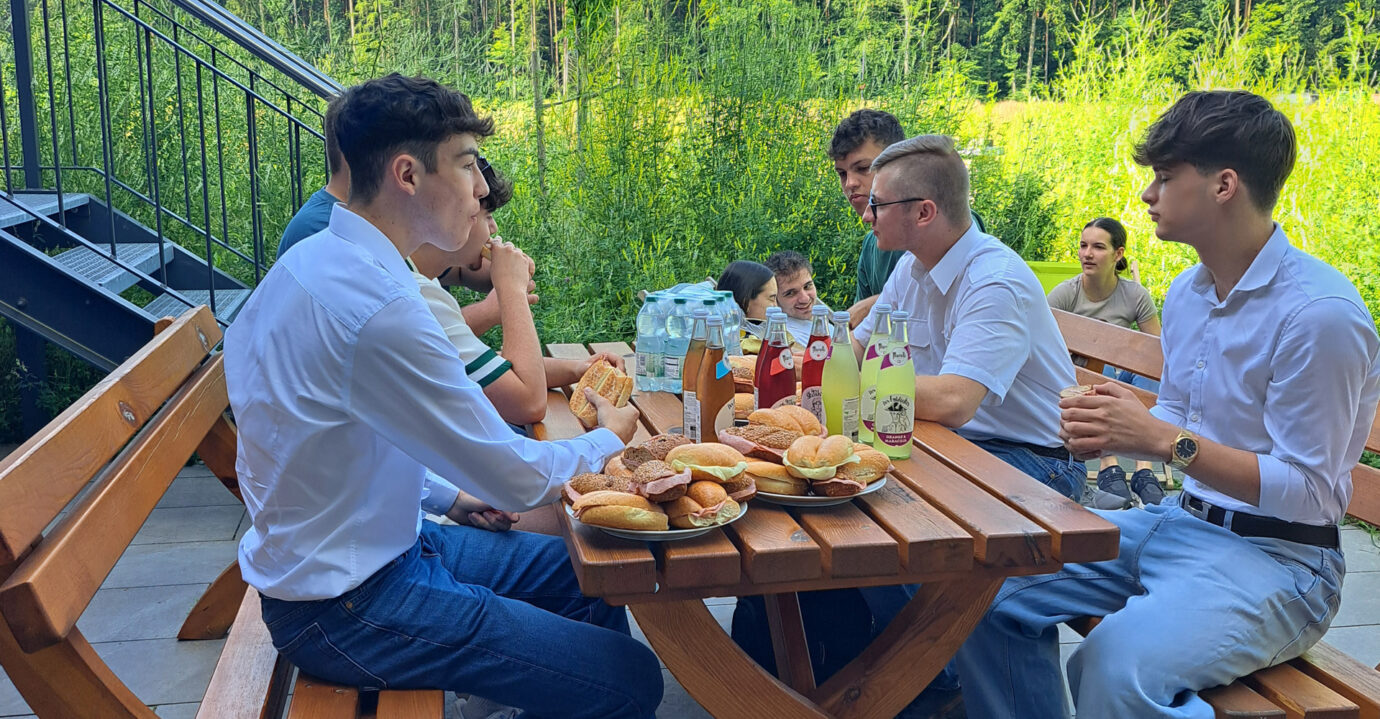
[[458, 695, 523, 719]]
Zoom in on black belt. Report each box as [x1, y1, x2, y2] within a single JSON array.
[[1180, 494, 1339, 549]]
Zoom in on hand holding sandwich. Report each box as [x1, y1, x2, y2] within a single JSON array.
[[584, 387, 640, 444]]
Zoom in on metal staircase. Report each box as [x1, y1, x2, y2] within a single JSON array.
[[1, 0, 341, 434]]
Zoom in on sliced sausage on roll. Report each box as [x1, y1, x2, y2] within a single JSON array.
[[663, 481, 743, 529], [664, 443, 749, 483], [629, 459, 692, 503], [717, 423, 802, 462]]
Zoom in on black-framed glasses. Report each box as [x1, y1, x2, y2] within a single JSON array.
[[867, 194, 926, 214], [477, 155, 495, 186]]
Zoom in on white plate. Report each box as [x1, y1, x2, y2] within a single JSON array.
[[565, 501, 748, 542], [756, 476, 888, 507]]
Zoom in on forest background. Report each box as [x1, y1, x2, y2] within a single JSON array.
[[1, 0, 1379, 439]]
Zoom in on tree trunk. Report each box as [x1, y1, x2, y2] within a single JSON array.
[[531, 0, 546, 197], [1025, 5, 1037, 94], [324, 0, 330, 39], [347, 0, 355, 41], [903, 0, 912, 76]]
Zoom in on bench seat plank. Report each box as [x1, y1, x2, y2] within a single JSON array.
[[1200, 683, 1286, 718], [195, 590, 292, 719], [375, 690, 445, 719], [287, 675, 360, 718], [1243, 661, 1359, 718], [1294, 642, 1380, 718]]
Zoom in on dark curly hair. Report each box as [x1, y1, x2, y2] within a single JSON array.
[[480, 167, 513, 212], [1133, 91, 1295, 211], [829, 109, 906, 160], [335, 73, 495, 203]]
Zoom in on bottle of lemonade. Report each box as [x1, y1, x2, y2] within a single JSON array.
[[755, 310, 797, 409], [821, 310, 860, 441], [799, 305, 831, 426], [872, 310, 915, 459], [697, 316, 737, 437], [859, 303, 893, 444], [680, 308, 710, 441]]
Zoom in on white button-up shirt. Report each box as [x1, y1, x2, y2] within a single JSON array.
[[856, 223, 1076, 447], [1151, 225, 1380, 525], [225, 205, 622, 601]]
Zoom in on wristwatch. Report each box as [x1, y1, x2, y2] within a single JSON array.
[[1168, 429, 1200, 470]]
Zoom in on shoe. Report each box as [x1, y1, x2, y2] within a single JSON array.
[[1130, 468, 1166, 505], [1096, 465, 1133, 502], [457, 695, 522, 719], [1082, 484, 1133, 510], [895, 685, 966, 718]]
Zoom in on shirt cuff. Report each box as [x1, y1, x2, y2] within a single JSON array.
[[420, 470, 461, 516], [1149, 403, 1183, 426], [582, 427, 627, 460], [941, 362, 1009, 403]]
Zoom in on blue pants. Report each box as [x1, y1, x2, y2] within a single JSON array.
[[860, 440, 1086, 691], [955, 502, 1344, 718], [258, 522, 664, 719], [1104, 363, 1162, 393]]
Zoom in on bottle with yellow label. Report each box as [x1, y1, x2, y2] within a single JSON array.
[[821, 310, 860, 441], [872, 310, 914, 459], [858, 303, 893, 444]]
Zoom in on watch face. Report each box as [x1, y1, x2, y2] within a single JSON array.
[[1176, 436, 1198, 458]]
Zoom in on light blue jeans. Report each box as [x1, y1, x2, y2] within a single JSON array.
[[954, 502, 1344, 718], [258, 522, 664, 719], [860, 439, 1086, 692]]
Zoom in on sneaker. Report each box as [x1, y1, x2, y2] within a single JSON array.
[[457, 695, 522, 719], [1082, 484, 1133, 510], [1096, 465, 1133, 502], [1130, 468, 1166, 505]]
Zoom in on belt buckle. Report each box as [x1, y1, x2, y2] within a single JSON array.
[[1182, 495, 1210, 521]]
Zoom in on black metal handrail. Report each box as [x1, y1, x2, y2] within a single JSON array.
[[2, 0, 337, 312]]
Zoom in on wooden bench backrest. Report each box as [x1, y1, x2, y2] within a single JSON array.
[[0, 307, 223, 718], [1052, 308, 1163, 381]]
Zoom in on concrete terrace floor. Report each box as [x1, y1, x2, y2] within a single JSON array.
[[1, 458, 1378, 718]]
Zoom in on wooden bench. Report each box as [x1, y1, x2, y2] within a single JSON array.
[[1054, 307, 1380, 718], [0, 306, 444, 719]]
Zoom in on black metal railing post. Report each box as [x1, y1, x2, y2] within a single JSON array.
[[11, 0, 43, 188]]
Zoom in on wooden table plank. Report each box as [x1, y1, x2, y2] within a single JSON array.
[[727, 503, 823, 584], [629, 390, 688, 437], [791, 503, 899, 579], [546, 342, 592, 362], [857, 478, 973, 575], [912, 423, 1120, 564], [656, 530, 741, 589], [890, 447, 1055, 569]]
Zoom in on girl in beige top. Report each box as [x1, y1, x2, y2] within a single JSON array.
[[1048, 217, 1163, 507]]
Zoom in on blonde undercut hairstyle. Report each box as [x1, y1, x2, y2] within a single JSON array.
[[870, 135, 970, 223]]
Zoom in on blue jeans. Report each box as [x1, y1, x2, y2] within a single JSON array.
[[860, 439, 1086, 692], [1104, 364, 1162, 393], [954, 502, 1344, 718], [258, 522, 663, 719]]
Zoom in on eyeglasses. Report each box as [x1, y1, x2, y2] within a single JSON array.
[[477, 155, 495, 186], [867, 194, 926, 214]]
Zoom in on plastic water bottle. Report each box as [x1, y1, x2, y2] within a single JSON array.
[[717, 291, 743, 356], [663, 297, 693, 394], [635, 293, 666, 392]]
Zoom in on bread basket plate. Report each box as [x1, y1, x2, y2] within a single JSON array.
[[755, 476, 887, 507], [565, 502, 748, 542]]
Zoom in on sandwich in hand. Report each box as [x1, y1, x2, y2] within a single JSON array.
[[571, 490, 669, 531], [663, 443, 749, 484], [662, 481, 742, 529], [569, 359, 634, 429]]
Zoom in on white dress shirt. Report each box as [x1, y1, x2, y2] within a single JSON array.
[[856, 223, 1076, 448], [1150, 225, 1380, 524], [225, 205, 622, 601]]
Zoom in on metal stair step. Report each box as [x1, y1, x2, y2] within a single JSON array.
[[53, 242, 169, 291], [144, 288, 251, 323], [0, 192, 89, 228]]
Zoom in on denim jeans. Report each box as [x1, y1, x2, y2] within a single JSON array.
[[858, 438, 1086, 693], [954, 502, 1344, 718], [258, 522, 663, 719], [1103, 363, 1162, 393]]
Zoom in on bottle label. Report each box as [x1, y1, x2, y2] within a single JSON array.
[[808, 340, 829, 362], [635, 352, 649, 377], [752, 388, 759, 412], [771, 351, 794, 375], [771, 395, 799, 408], [683, 392, 700, 442], [714, 400, 736, 433], [881, 347, 911, 370], [875, 393, 915, 447], [801, 386, 824, 423], [664, 356, 682, 381], [841, 397, 860, 441], [861, 385, 878, 428], [715, 359, 731, 380]]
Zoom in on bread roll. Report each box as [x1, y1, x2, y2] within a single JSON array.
[[776, 404, 825, 437], [629, 459, 691, 503], [734, 393, 755, 420], [568, 360, 634, 429], [728, 355, 756, 391], [745, 460, 808, 496], [564, 473, 634, 504], [603, 454, 633, 478], [622, 433, 693, 469], [811, 474, 866, 497], [748, 408, 803, 434], [837, 447, 892, 484], [785, 435, 860, 480], [664, 443, 749, 482], [571, 490, 669, 531]]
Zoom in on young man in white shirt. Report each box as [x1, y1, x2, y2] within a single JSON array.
[[223, 74, 663, 718], [956, 91, 1380, 718]]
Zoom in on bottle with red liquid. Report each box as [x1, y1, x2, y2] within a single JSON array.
[[799, 304, 831, 426], [755, 309, 798, 410]]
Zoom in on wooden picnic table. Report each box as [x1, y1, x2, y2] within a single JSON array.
[[533, 341, 1121, 719]]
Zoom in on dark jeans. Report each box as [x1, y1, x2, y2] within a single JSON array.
[[258, 522, 663, 719]]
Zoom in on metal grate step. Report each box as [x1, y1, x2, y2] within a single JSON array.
[[144, 288, 251, 324], [0, 192, 89, 228], [53, 242, 169, 291]]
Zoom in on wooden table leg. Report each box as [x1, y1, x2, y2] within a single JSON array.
[[631, 600, 830, 719], [763, 592, 815, 694], [810, 576, 1004, 719]]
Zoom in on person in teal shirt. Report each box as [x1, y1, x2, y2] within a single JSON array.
[[830, 110, 908, 328]]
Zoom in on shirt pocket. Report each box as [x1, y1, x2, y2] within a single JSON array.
[[905, 318, 941, 369]]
